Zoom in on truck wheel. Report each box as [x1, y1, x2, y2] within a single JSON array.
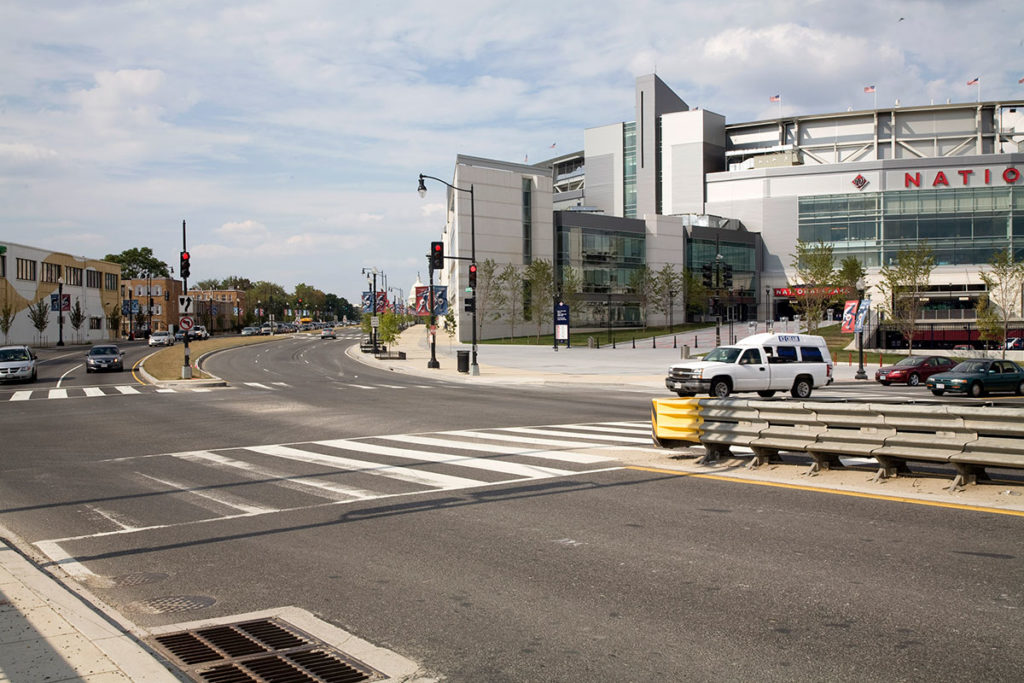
[[756, 390, 776, 398], [675, 391, 695, 397], [790, 377, 813, 398], [709, 378, 731, 398]]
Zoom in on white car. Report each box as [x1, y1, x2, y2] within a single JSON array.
[[321, 327, 336, 339], [0, 345, 38, 383], [192, 325, 209, 340], [148, 331, 174, 346]]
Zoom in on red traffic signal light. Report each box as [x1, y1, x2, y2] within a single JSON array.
[[180, 251, 191, 279], [430, 241, 444, 270], [468, 263, 477, 289]]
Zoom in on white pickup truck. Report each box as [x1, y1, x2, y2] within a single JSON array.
[[665, 333, 834, 398]]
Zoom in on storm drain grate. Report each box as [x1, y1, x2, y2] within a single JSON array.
[[153, 617, 380, 683]]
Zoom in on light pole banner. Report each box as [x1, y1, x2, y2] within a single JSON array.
[[840, 300, 859, 333], [414, 286, 448, 316], [854, 299, 871, 334]]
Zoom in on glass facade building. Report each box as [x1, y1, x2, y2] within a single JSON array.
[[623, 122, 637, 219], [798, 187, 1024, 267]]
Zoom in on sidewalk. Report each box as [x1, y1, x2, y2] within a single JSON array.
[[350, 325, 872, 387], [0, 533, 178, 682]]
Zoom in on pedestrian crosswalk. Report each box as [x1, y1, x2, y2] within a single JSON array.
[[34, 421, 652, 573]]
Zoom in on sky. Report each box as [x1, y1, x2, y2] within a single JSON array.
[[2, 0, 1023, 307]]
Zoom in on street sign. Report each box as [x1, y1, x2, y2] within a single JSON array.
[[178, 295, 194, 314], [179, 316, 195, 331], [371, 316, 380, 328]]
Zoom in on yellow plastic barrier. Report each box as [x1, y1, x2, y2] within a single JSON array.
[[651, 397, 703, 448]]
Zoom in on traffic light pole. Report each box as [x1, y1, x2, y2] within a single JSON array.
[[427, 258, 439, 369], [181, 220, 191, 379]]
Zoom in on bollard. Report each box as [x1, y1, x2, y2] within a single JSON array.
[[694, 335, 698, 348], [653, 336, 656, 348], [612, 338, 616, 349], [849, 351, 852, 366], [673, 335, 677, 349], [632, 337, 636, 349]]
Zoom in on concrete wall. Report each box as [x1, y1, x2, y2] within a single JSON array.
[[643, 215, 686, 326], [583, 123, 624, 216], [662, 108, 726, 215]]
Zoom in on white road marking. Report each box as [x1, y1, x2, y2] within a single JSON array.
[[10, 391, 32, 401], [83, 387, 105, 397], [334, 439, 571, 479], [248, 444, 483, 490], [138, 473, 276, 515], [48, 389, 68, 400], [386, 434, 612, 466], [85, 504, 140, 531], [552, 424, 650, 435], [174, 451, 377, 501], [498, 426, 650, 444], [245, 382, 272, 390], [56, 364, 83, 388], [347, 384, 375, 389], [34, 541, 97, 578], [115, 385, 140, 395], [156, 388, 176, 393], [440, 430, 625, 459]]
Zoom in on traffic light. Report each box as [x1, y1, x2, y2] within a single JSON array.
[[464, 297, 476, 313], [180, 251, 190, 279], [430, 241, 444, 270], [722, 263, 734, 289], [468, 263, 477, 290], [701, 263, 713, 288]]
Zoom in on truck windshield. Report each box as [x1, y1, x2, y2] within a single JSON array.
[[703, 347, 741, 363]]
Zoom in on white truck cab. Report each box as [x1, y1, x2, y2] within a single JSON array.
[[665, 333, 834, 399]]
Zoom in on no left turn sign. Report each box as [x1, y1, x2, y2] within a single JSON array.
[[179, 316, 195, 331]]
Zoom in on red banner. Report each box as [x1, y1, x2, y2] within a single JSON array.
[[840, 300, 860, 333]]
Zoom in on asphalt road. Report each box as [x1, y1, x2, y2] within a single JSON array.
[[1, 335, 1022, 681]]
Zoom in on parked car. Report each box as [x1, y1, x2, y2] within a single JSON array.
[[926, 359, 1024, 397], [321, 327, 336, 339], [241, 326, 258, 336], [875, 355, 957, 386], [192, 325, 209, 340], [148, 331, 174, 347], [174, 330, 186, 342], [953, 344, 973, 351], [0, 345, 38, 383], [85, 345, 125, 373]]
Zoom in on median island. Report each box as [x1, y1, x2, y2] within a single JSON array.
[[141, 334, 287, 380]]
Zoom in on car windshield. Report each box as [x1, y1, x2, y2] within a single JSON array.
[[90, 347, 117, 356], [703, 347, 742, 363], [952, 360, 989, 374], [894, 356, 925, 367], [0, 349, 30, 362]]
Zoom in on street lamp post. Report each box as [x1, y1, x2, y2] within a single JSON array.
[[56, 277, 65, 347], [427, 261, 439, 369], [668, 288, 677, 333], [362, 267, 381, 353], [855, 280, 868, 380], [765, 285, 771, 332], [418, 173, 478, 376]]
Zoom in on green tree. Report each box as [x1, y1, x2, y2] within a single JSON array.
[[195, 278, 221, 290], [558, 265, 585, 327], [0, 301, 15, 344], [836, 256, 866, 300], [222, 275, 254, 291], [105, 303, 121, 340], [444, 295, 457, 349], [651, 264, 683, 331], [789, 240, 836, 334], [493, 262, 524, 341], [104, 247, 170, 279], [976, 294, 1003, 352], [876, 242, 935, 352], [628, 265, 654, 330], [27, 299, 49, 342], [682, 268, 709, 320], [248, 281, 288, 320], [377, 310, 399, 348], [69, 299, 87, 343], [524, 258, 554, 342], [978, 248, 1024, 359], [473, 258, 498, 342]]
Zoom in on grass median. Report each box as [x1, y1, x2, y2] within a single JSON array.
[[142, 335, 290, 381]]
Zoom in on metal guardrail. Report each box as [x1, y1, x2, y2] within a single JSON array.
[[651, 398, 1024, 488]]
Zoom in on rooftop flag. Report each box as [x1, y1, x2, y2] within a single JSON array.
[[769, 94, 780, 102], [864, 85, 876, 93], [1019, 76, 1024, 84], [967, 77, 979, 85], [549, 143, 557, 148]]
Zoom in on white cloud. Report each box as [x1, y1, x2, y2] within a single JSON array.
[[1, 0, 1022, 300]]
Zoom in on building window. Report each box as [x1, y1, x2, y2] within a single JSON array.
[[0, 254, 5, 278], [522, 177, 533, 264], [623, 122, 637, 218], [41, 262, 62, 283], [65, 266, 83, 286], [86, 270, 102, 288], [105, 272, 119, 290], [89, 317, 103, 330]]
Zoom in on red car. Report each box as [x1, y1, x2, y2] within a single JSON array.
[[875, 355, 957, 386]]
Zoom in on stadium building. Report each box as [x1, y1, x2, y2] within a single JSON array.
[[433, 74, 1024, 344]]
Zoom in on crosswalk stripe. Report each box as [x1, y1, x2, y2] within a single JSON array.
[[83, 387, 105, 397], [338, 439, 572, 479], [156, 388, 176, 393], [247, 444, 483, 491], [544, 424, 650, 435], [115, 385, 140, 395], [138, 473, 277, 515], [438, 430, 616, 462], [498, 426, 650, 444], [10, 391, 32, 401], [272, 382, 289, 387], [348, 384, 375, 389], [48, 389, 68, 400], [389, 434, 613, 465], [245, 382, 272, 390], [175, 451, 377, 501]]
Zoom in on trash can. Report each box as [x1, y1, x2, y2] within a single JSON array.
[[457, 349, 470, 373]]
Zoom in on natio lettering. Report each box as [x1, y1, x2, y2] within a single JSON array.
[[903, 167, 1019, 188]]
